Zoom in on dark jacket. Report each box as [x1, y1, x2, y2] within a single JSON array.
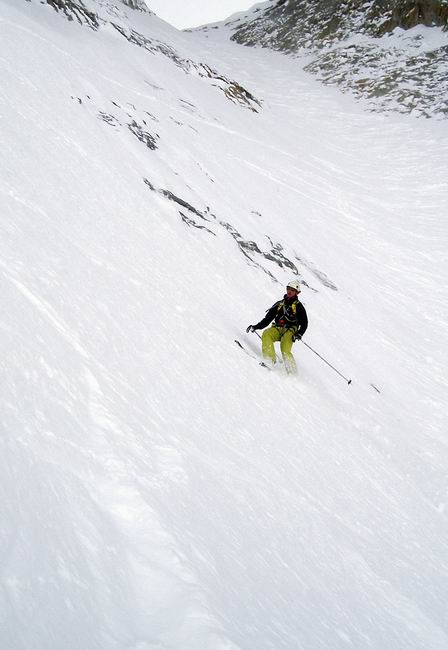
[[254, 294, 308, 336]]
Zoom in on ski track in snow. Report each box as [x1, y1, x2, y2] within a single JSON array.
[[1, 0, 448, 648]]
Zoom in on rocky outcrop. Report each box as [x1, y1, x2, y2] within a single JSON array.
[[209, 0, 448, 118], [43, 0, 100, 28], [383, 0, 448, 31], [120, 0, 151, 11], [42, 0, 151, 29], [229, 1, 448, 51]]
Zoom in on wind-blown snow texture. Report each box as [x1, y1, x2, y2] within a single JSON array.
[[1, 0, 448, 648]]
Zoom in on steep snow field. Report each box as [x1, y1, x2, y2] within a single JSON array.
[[1, 1, 448, 648]]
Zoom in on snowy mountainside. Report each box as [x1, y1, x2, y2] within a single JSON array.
[[1, 0, 448, 648], [196, 0, 448, 118]]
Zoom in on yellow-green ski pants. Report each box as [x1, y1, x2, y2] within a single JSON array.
[[261, 326, 297, 373]]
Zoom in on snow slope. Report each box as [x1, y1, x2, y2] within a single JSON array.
[[1, 1, 448, 648]]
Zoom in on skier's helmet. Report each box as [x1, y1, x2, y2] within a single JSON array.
[[286, 280, 301, 293]]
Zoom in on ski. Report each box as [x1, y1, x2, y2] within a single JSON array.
[[234, 339, 271, 370]]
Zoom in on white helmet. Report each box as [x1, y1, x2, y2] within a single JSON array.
[[286, 279, 301, 292]]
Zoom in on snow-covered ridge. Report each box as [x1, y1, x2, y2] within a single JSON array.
[[197, 0, 448, 118], [37, 0, 262, 111]]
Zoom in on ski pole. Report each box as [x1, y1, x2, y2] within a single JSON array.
[[301, 340, 352, 385], [252, 331, 351, 384]]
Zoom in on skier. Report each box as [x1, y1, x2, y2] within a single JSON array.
[[246, 280, 308, 373]]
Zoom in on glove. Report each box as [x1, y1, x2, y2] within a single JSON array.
[[293, 332, 302, 342], [246, 325, 256, 333]]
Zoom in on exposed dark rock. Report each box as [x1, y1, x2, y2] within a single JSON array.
[[120, 0, 151, 12], [196, 64, 262, 112], [382, 0, 448, 32], [218, 221, 310, 284], [127, 120, 159, 149], [229, 0, 448, 52], [143, 179, 211, 219], [219, 221, 278, 281], [143, 178, 156, 191], [44, 0, 100, 29], [265, 238, 300, 274], [98, 112, 120, 127], [305, 42, 448, 117], [159, 190, 210, 220], [144, 80, 164, 91], [179, 212, 216, 235]]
